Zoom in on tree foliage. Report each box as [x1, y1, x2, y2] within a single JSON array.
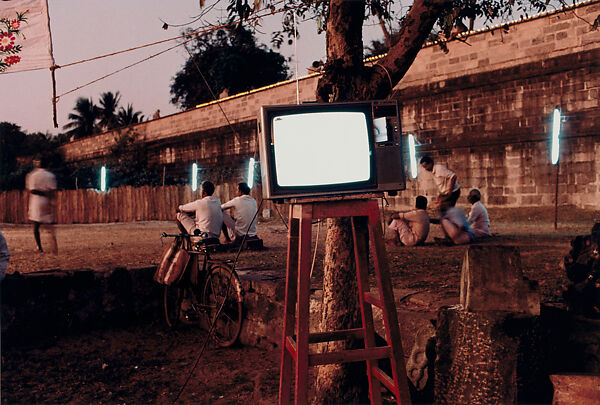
[[63, 97, 99, 139], [170, 26, 289, 109], [63, 92, 145, 139], [98, 91, 122, 131], [0, 122, 64, 190], [117, 104, 145, 127]]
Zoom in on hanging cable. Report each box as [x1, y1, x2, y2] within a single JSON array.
[[293, 11, 300, 104], [273, 204, 289, 231], [182, 41, 240, 139], [54, 0, 320, 71], [56, 39, 190, 100], [309, 219, 321, 280]]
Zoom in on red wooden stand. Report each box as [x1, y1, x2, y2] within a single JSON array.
[[279, 197, 411, 405]]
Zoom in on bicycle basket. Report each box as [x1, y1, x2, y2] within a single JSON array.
[[154, 237, 190, 285]]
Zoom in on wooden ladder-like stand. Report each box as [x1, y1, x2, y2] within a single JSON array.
[[279, 196, 411, 405]]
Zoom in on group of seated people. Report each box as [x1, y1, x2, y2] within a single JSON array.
[[176, 180, 259, 246], [387, 188, 491, 247]]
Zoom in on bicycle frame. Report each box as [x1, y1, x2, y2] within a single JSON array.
[[161, 231, 243, 347]]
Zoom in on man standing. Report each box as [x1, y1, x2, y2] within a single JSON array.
[[26, 158, 57, 253], [467, 188, 491, 239], [387, 196, 430, 246], [420, 155, 460, 209], [221, 182, 258, 245], [177, 181, 223, 243]]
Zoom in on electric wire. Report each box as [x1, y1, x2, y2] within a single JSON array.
[[309, 219, 321, 279], [172, 265, 232, 403], [172, 196, 262, 402], [268, 204, 286, 231], [56, 39, 191, 100], [53, 0, 322, 98], [181, 41, 240, 138]]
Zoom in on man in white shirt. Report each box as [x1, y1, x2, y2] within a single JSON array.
[[176, 181, 223, 242], [387, 196, 430, 246], [221, 182, 258, 245], [420, 155, 460, 210], [467, 188, 491, 239], [26, 158, 58, 253]]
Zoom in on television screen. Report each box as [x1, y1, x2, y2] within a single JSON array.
[[272, 111, 372, 187], [259, 101, 405, 200]]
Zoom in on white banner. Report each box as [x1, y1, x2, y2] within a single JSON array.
[[0, 0, 54, 73]]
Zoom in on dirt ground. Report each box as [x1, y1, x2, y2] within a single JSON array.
[[1, 206, 599, 404]]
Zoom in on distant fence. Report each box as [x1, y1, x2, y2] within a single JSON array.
[[0, 184, 271, 224]]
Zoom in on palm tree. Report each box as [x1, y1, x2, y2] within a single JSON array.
[[98, 91, 121, 131], [63, 97, 99, 139], [117, 104, 144, 127]]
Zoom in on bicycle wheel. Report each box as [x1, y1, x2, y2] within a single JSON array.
[[163, 284, 183, 328], [202, 263, 243, 347]]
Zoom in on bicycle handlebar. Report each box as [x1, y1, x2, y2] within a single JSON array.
[[161, 231, 209, 238]]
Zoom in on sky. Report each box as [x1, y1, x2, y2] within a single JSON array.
[[0, 0, 389, 136]]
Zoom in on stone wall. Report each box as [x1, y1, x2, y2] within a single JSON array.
[[58, 1, 600, 210], [0, 266, 288, 349]]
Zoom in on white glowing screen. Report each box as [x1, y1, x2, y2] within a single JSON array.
[[272, 112, 371, 187], [408, 134, 418, 179], [100, 166, 107, 192], [551, 108, 560, 165], [192, 163, 198, 191], [247, 157, 255, 189]]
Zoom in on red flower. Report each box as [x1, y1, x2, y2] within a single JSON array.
[[10, 19, 20, 30], [5, 55, 21, 65], [0, 32, 16, 51]]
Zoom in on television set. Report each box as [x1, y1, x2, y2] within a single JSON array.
[[258, 100, 406, 201]]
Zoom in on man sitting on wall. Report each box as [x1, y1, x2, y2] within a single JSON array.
[[221, 182, 259, 246], [467, 188, 491, 240], [176, 180, 223, 244], [387, 196, 430, 246]]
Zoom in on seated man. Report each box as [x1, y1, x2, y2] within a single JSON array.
[[387, 196, 430, 246], [176, 180, 223, 244], [467, 188, 491, 240], [440, 205, 474, 245], [221, 182, 258, 245]]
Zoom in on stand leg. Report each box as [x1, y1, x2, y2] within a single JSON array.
[[368, 205, 411, 404], [295, 204, 313, 404], [280, 211, 300, 405], [352, 215, 383, 405]]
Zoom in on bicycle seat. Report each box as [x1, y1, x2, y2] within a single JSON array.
[[192, 237, 221, 253]]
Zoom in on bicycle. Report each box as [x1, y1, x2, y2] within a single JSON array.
[[158, 232, 244, 348]]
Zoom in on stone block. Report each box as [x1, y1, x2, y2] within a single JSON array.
[[459, 246, 540, 315], [435, 307, 550, 404], [550, 374, 600, 404]]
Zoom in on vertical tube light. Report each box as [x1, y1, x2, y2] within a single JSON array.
[[191, 163, 198, 191], [247, 157, 255, 189], [100, 166, 107, 192], [551, 108, 561, 165], [408, 134, 418, 179]]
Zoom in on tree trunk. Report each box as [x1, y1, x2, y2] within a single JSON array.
[[313, 217, 369, 404], [314, 0, 453, 402]]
